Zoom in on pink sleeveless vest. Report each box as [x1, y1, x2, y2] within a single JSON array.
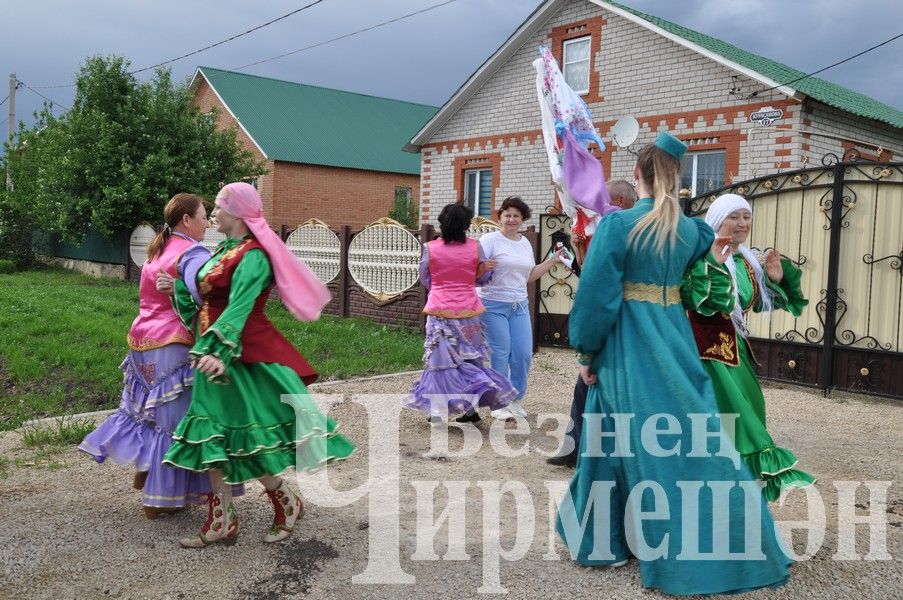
[[127, 235, 197, 351], [422, 238, 484, 318]]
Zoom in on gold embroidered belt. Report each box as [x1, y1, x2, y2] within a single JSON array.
[[623, 282, 682, 306]]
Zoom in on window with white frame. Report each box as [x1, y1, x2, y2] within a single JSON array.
[[680, 151, 727, 197], [463, 168, 493, 218], [563, 37, 591, 95]]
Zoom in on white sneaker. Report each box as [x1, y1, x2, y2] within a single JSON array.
[[491, 407, 514, 420], [508, 400, 527, 418]]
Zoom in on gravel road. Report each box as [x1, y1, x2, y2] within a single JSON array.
[[1, 349, 900, 600]]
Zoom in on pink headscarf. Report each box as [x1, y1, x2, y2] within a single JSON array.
[[215, 182, 330, 321]]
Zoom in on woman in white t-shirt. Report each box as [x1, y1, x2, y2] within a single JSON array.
[[479, 197, 561, 419]]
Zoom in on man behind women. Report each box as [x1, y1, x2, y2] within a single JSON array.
[[547, 180, 637, 467]]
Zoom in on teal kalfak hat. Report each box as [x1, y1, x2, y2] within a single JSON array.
[[654, 131, 688, 160]]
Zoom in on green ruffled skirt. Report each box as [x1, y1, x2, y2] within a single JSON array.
[[704, 337, 815, 501], [163, 362, 354, 484]]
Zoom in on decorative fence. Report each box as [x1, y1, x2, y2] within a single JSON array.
[[125, 216, 540, 330]]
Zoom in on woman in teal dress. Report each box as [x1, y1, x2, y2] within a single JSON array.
[[161, 182, 354, 548], [557, 133, 791, 595], [683, 193, 815, 501]]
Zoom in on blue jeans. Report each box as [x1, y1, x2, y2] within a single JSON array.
[[480, 299, 532, 400]]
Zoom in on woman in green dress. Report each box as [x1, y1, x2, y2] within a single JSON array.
[[161, 182, 354, 548], [682, 192, 815, 501], [557, 132, 791, 595]]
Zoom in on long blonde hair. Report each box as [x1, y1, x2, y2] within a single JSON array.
[[627, 144, 682, 253]]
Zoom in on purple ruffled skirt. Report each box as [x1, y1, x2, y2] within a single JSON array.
[[79, 345, 242, 507], [407, 316, 516, 416]]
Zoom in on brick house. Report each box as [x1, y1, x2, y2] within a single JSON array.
[[405, 0, 903, 223], [191, 66, 437, 229]]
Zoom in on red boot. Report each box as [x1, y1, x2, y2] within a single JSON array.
[[179, 493, 238, 548], [263, 480, 304, 543]]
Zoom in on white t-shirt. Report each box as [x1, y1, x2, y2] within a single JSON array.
[[477, 231, 535, 303]]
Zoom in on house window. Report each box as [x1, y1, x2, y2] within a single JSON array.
[[395, 186, 412, 202], [463, 168, 493, 218], [681, 151, 727, 197], [563, 37, 591, 94]]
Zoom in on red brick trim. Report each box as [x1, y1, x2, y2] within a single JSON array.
[[637, 99, 799, 134], [422, 100, 801, 155], [550, 17, 605, 104], [841, 140, 894, 161], [452, 153, 504, 212], [678, 130, 743, 186]]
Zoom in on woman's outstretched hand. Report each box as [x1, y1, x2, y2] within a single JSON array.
[[764, 249, 784, 282]]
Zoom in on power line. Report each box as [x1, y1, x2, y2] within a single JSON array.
[[0, 94, 8, 107], [30, 0, 329, 89], [748, 31, 903, 99], [233, 0, 457, 70], [130, 0, 326, 74], [20, 82, 69, 111]]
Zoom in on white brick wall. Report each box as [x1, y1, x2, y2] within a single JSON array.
[[419, 0, 903, 224], [802, 102, 903, 163]]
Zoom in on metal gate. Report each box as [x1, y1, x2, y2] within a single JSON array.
[[536, 214, 581, 347], [536, 150, 903, 399]]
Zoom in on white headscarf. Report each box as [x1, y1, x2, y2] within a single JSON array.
[[704, 193, 773, 337]]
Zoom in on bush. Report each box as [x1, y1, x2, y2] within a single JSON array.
[[388, 185, 418, 229], [0, 259, 16, 274]]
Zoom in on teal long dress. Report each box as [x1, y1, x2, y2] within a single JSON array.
[[557, 199, 791, 595], [163, 238, 355, 484], [682, 253, 815, 501]]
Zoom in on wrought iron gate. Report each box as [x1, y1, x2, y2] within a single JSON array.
[[536, 214, 580, 347], [536, 150, 903, 399]]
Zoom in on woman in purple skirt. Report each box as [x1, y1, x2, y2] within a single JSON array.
[[406, 203, 517, 423], [80, 193, 239, 517]]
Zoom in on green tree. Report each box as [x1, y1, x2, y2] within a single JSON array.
[[388, 185, 418, 229], [0, 55, 266, 258]]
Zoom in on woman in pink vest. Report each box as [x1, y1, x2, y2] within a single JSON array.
[[80, 194, 234, 517], [407, 203, 517, 423]]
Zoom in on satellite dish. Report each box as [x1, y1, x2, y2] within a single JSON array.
[[129, 224, 157, 267], [610, 116, 640, 149]]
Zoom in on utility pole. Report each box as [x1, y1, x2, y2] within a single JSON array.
[[7, 73, 15, 145], [6, 72, 16, 189]]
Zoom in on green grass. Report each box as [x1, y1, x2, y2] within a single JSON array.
[[20, 417, 96, 447], [0, 268, 423, 431]]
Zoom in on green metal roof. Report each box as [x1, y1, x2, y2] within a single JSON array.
[[607, 1, 903, 129], [197, 66, 438, 174]]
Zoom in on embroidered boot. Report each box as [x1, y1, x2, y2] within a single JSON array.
[[263, 479, 304, 543], [179, 493, 238, 548]]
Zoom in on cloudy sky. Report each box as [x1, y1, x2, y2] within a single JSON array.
[[3, 0, 902, 134]]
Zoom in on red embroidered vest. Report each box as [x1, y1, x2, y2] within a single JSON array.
[[198, 239, 317, 385], [687, 257, 760, 367], [687, 312, 740, 366]]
